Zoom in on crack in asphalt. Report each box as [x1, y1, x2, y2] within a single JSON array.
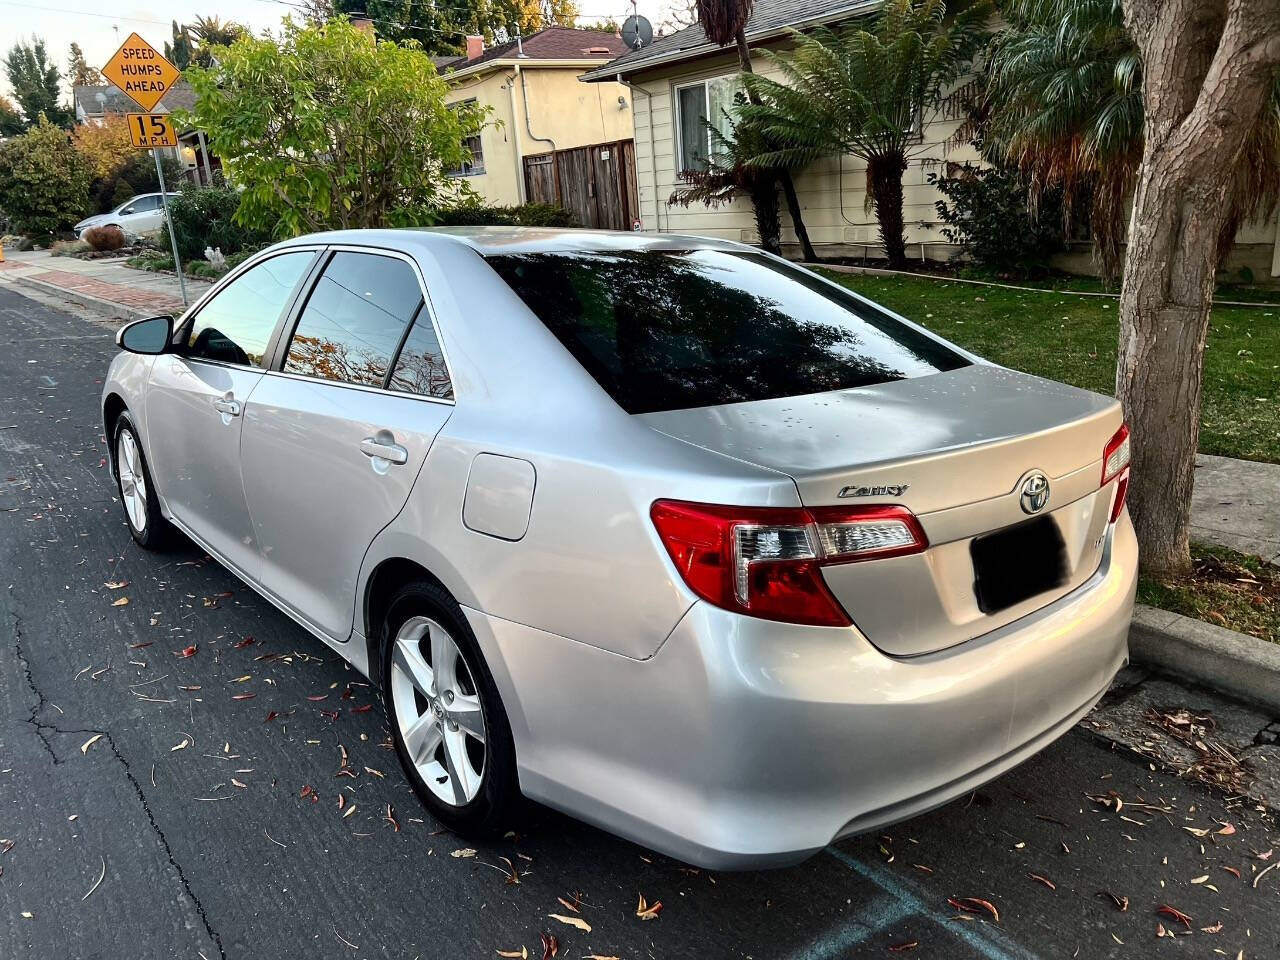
[[10, 583, 58, 763], [7, 582, 228, 960]]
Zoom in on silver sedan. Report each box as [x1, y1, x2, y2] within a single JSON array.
[[102, 228, 1136, 868]]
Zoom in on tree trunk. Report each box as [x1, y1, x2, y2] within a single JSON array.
[[867, 151, 908, 269], [734, 27, 817, 262], [1119, 0, 1280, 577], [750, 176, 782, 255]]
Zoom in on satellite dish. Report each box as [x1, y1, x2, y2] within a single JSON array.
[[621, 15, 654, 50]]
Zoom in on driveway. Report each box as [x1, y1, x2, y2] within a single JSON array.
[[0, 285, 1277, 959]]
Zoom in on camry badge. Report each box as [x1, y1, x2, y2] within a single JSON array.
[[1019, 471, 1051, 515], [838, 483, 910, 498]]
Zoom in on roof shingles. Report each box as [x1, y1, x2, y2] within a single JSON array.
[[580, 0, 878, 81], [444, 26, 629, 73]]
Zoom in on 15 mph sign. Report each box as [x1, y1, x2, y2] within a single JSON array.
[[101, 32, 180, 112]]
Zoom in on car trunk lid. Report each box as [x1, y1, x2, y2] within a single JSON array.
[[639, 365, 1126, 656]]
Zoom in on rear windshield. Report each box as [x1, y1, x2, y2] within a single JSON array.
[[485, 249, 969, 414]]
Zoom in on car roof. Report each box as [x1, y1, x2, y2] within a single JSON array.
[[271, 226, 754, 257]]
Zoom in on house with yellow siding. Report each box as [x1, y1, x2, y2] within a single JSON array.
[[582, 0, 1280, 279], [437, 28, 635, 207]]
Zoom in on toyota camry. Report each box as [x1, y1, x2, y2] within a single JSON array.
[[102, 228, 1136, 868]]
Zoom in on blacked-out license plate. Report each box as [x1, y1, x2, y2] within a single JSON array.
[[970, 515, 1070, 614]]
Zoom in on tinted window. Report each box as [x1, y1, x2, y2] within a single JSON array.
[[126, 196, 159, 213], [284, 252, 423, 388], [388, 316, 452, 399], [486, 250, 968, 414], [186, 251, 314, 367]]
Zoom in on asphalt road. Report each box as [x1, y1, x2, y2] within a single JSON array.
[[1, 283, 1278, 960]]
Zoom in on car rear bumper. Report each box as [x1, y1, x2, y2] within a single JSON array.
[[468, 513, 1137, 869]]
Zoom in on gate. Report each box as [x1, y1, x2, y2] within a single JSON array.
[[523, 139, 638, 231]]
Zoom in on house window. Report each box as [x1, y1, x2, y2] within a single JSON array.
[[448, 99, 485, 177], [675, 75, 742, 173]]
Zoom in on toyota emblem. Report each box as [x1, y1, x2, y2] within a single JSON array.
[[1019, 471, 1051, 514]]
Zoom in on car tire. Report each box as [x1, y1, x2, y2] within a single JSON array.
[[381, 581, 520, 836], [112, 411, 172, 549]]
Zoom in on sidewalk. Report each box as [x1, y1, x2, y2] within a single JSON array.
[[1192, 455, 1280, 562], [2, 247, 1278, 562], [0, 248, 209, 318]]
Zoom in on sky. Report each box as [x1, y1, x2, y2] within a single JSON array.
[[0, 0, 685, 103]]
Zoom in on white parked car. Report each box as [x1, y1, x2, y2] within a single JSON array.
[[75, 192, 176, 239]]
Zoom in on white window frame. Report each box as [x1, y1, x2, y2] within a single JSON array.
[[447, 98, 486, 178], [673, 74, 741, 174]]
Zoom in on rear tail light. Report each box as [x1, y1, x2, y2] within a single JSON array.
[[1102, 424, 1130, 523], [650, 500, 927, 627]]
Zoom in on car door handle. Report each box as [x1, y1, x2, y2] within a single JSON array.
[[360, 435, 408, 465], [212, 396, 241, 417]]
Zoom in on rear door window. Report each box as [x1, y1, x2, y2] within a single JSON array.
[[283, 252, 424, 388], [485, 249, 968, 414]]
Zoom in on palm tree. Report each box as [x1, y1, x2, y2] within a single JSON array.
[[740, 0, 992, 269], [695, 0, 816, 261], [670, 110, 783, 254], [984, 0, 1280, 284]]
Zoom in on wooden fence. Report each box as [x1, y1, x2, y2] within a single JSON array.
[[523, 139, 639, 231]]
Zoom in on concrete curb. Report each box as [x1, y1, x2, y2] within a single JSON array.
[[5, 273, 158, 321], [1129, 603, 1280, 715]]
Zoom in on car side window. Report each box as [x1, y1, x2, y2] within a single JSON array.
[[283, 252, 424, 388], [185, 251, 315, 367], [388, 315, 453, 400]]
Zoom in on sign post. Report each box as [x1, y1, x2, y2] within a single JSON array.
[[101, 32, 188, 306]]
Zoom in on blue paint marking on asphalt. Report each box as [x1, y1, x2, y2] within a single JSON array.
[[788, 893, 915, 959], [821, 846, 1036, 960]]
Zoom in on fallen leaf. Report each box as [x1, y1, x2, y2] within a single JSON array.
[[636, 894, 663, 921], [1190, 875, 1209, 884], [452, 848, 477, 859], [1201, 921, 1224, 934], [539, 932, 559, 960], [350, 704, 373, 713], [342, 804, 357, 819], [231, 693, 255, 701], [1029, 874, 1056, 891], [888, 943, 919, 954], [947, 897, 999, 922], [307, 694, 329, 702], [174, 645, 197, 659], [111, 596, 129, 607], [1216, 822, 1236, 836], [170, 736, 191, 751], [1184, 826, 1211, 838], [548, 914, 591, 933], [496, 950, 527, 959], [1223, 866, 1241, 879], [80, 734, 103, 755], [1156, 904, 1192, 929], [20, 912, 31, 919], [104, 580, 128, 589], [233, 636, 256, 649]]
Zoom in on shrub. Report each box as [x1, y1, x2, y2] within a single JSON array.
[[83, 224, 126, 251], [50, 238, 91, 257], [185, 259, 224, 279], [0, 117, 90, 235], [126, 250, 175, 272], [181, 19, 484, 235], [930, 162, 1066, 278], [165, 183, 272, 262], [435, 203, 578, 228]]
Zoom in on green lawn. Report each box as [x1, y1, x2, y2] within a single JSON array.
[[1138, 542, 1278, 644], [816, 269, 1280, 464]]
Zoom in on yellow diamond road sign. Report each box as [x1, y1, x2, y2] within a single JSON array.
[[101, 33, 180, 112]]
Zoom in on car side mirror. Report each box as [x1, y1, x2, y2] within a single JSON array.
[[117, 315, 174, 355]]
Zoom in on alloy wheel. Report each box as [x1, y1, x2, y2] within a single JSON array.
[[390, 616, 487, 806], [117, 428, 148, 533]]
